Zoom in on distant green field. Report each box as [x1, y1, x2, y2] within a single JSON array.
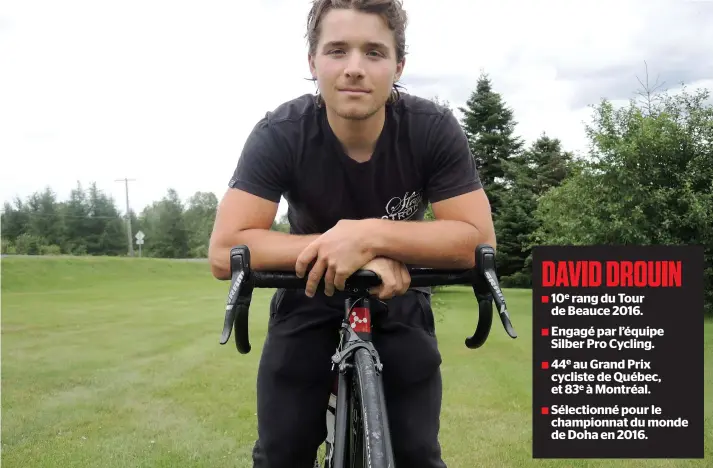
[[2, 256, 711, 467]]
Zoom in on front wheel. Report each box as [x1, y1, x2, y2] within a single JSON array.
[[350, 348, 393, 468]]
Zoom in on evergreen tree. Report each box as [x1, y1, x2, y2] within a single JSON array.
[[519, 134, 576, 197], [458, 72, 524, 215], [26, 187, 64, 248], [1, 198, 31, 242], [62, 181, 91, 254], [84, 183, 126, 256], [495, 134, 576, 286]]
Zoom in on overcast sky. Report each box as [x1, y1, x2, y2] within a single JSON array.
[[2, 0, 712, 218]]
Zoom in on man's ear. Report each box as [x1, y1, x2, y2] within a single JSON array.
[[394, 57, 405, 82], [308, 54, 316, 79]]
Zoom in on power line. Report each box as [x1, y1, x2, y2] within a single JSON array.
[[115, 178, 136, 257]]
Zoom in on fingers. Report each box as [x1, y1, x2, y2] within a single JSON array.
[[307, 256, 410, 300], [373, 263, 398, 300], [374, 284, 392, 300], [391, 262, 404, 297], [295, 241, 318, 279], [370, 260, 410, 300], [333, 267, 351, 292], [305, 257, 327, 297], [324, 261, 337, 297], [400, 264, 411, 295]]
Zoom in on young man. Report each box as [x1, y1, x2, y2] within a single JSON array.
[[209, 1, 496, 466]]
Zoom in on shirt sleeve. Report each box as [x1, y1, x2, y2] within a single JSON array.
[[228, 118, 291, 203], [424, 109, 483, 204]]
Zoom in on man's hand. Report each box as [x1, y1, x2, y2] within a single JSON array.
[[362, 257, 411, 300], [295, 219, 376, 297]]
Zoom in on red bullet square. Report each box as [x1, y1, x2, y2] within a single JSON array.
[[541, 407, 549, 415], [541, 362, 549, 369], [541, 328, 549, 336], [541, 296, 549, 303]]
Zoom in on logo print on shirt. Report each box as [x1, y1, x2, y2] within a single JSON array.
[[382, 191, 422, 220]]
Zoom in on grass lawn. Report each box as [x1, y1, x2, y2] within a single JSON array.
[[2, 256, 711, 467]]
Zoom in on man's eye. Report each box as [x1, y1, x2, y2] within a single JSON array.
[[328, 49, 345, 55], [367, 50, 384, 58]]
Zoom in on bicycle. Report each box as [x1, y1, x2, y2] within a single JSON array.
[[219, 243, 518, 468]]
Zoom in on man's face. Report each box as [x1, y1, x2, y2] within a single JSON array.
[[309, 8, 404, 121]]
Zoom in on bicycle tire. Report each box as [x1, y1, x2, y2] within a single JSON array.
[[350, 347, 393, 468]]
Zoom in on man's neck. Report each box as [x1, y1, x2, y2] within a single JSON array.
[[326, 106, 385, 162]]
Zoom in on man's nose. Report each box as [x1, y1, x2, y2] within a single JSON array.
[[343, 52, 365, 79]]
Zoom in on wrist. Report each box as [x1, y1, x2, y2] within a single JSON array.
[[362, 218, 386, 257]]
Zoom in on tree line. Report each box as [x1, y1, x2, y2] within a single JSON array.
[[1, 185, 222, 259], [2, 71, 711, 315]]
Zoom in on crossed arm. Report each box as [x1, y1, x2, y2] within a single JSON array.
[[354, 188, 496, 269], [208, 187, 496, 296]]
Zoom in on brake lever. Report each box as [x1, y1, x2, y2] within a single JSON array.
[[477, 244, 517, 339], [220, 246, 251, 347], [485, 268, 517, 338]]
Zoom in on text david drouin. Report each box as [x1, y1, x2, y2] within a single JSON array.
[[542, 260, 682, 287]]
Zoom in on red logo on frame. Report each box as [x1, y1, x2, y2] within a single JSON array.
[[349, 307, 370, 333]]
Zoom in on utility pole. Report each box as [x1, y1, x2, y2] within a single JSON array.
[[116, 177, 136, 257]]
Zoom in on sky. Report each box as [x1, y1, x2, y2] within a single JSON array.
[[2, 0, 712, 218]]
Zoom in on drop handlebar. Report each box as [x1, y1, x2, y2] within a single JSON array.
[[220, 244, 517, 354]]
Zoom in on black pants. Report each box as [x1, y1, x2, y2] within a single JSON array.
[[251, 287, 447, 468]]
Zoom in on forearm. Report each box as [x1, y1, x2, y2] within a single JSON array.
[[366, 218, 495, 269], [209, 229, 320, 279]]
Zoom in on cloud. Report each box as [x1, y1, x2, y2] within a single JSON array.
[[550, 1, 713, 108]]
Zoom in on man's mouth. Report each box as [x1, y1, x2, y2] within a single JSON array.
[[339, 88, 370, 94]]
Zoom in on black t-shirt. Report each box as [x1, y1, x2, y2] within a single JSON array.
[[229, 92, 482, 235]]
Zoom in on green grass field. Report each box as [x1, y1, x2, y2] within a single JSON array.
[[2, 256, 711, 467]]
